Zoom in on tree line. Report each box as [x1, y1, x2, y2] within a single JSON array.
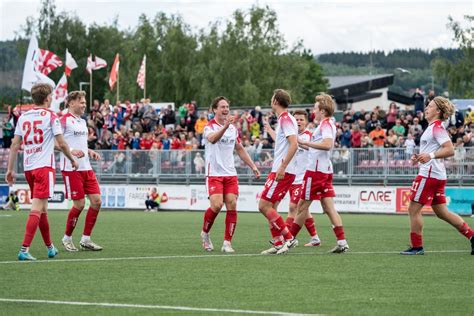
[[0, 0, 327, 107]]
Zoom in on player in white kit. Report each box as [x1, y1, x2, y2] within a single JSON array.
[[60, 91, 103, 252], [259, 89, 299, 255], [264, 110, 319, 246], [5, 83, 78, 261], [200, 96, 260, 253], [400, 96, 474, 255], [289, 93, 349, 253]]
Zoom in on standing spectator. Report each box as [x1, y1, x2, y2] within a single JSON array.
[[412, 88, 425, 113], [386, 102, 398, 130], [2, 117, 13, 148], [161, 133, 171, 150], [385, 129, 398, 147], [130, 132, 141, 150], [448, 108, 464, 128], [140, 133, 154, 150], [250, 119, 261, 138], [404, 133, 416, 158], [340, 123, 352, 147], [391, 119, 406, 137], [369, 123, 386, 158], [409, 117, 423, 136], [424, 90, 435, 107], [163, 105, 177, 131], [178, 103, 188, 121], [366, 112, 380, 133], [194, 152, 205, 174], [185, 107, 197, 134], [250, 106, 264, 130], [170, 134, 182, 150], [194, 113, 208, 143], [351, 125, 362, 148]]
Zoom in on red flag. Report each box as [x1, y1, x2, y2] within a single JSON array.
[[136, 55, 146, 89], [109, 54, 120, 90], [35, 49, 63, 75], [51, 73, 68, 112]]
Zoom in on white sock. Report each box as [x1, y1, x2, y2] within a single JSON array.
[[337, 239, 348, 246], [63, 235, 71, 241], [81, 235, 90, 242]]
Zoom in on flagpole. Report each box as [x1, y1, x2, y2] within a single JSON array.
[[89, 70, 92, 113], [117, 55, 120, 103], [144, 57, 146, 99]]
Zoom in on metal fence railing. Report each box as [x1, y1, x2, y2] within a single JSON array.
[[1, 147, 473, 185]]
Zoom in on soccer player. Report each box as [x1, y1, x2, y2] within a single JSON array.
[[60, 91, 103, 252], [5, 83, 78, 261], [289, 93, 349, 253], [400, 97, 474, 255], [201, 96, 260, 253], [259, 89, 299, 255], [264, 110, 319, 246]]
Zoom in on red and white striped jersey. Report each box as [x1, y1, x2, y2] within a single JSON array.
[[203, 119, 240, 177], [294, 130, 312, 184], [306, 118, 336, 174], [60, 112, 91, 171], [271, 112, 298, 175], [14, 107, 62, 171], [418, 119, 451, 180]]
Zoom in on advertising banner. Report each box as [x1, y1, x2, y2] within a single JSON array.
[[445, 188, 474, 216], [396, 188, 433, 213], [126, 185, 190, 210]]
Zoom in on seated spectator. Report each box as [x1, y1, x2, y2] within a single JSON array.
[[140, 133, 154, 150], [386, 102, 398, 130], [366, 112, 380, 133], [194, 152, 205, 174], [340, 123, 351, 147], [145, 187, 161, 212], [194, 113, 208, 143], [130, 132, 141, 150], [0, 191, 20, 211], [385, 129, 398, 148], [404, 133, 416, 157]]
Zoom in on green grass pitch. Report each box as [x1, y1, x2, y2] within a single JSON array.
[[0, 210, 472, 315]]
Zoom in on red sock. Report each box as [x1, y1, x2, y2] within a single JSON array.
[[202, 208, 218, 233], [38, 212, 52, 247], [22, 210, 41, 248], [333, 226, 346, 241], [270, 224, 284, 246], [305, 217, 317, 237], [224, 210, 237, 241], [285, 216, 294, 228], [289, 222, 302, 237], [458, 222, 474, 239], [83, 206, 100, 237], [65, 206, 82, 237], [410, 232, 423, 248], [266, 209, 293, 240]]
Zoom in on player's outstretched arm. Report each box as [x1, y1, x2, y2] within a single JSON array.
[[235, 142, 260, 179], [206, 117, 234, 144], [55, 134, 79, 170], [298, 138, 332, 151], [5, 135, 21, 185]]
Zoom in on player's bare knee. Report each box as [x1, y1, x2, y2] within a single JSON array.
[[211, 202, 224, 212], [73, 199, 86, 211]]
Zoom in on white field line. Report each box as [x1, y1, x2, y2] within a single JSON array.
[[0, 249, 467, 265], [0, 298, 321, 316]]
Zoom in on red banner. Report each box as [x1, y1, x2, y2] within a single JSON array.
[[396, 188, 433, 213]]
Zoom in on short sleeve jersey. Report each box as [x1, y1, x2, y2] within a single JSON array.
[[271, 112, 298, 174], [203, 119, 240, 176], [418, 119, 451, 180], [60, 112, 91, 171], [14, 107, 62, 171], [293, 130, 312, 184], [306, 118, 336, 174]]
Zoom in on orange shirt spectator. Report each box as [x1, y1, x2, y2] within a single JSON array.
[[369, 124, 386, 147], [194, 115, 208, 135]]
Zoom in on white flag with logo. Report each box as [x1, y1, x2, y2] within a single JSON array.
[[50, 73, 68, 112], [21, 36, 56, 91]]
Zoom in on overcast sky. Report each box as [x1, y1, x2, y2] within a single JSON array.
[[1, 0, 472, 54]]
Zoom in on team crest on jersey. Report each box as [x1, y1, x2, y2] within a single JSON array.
[[40, 111, 47, 116]]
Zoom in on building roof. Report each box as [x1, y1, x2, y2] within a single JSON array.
[[326, 74, 394, 90]]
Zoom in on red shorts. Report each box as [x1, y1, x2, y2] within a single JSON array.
[[289, 184, 303, 205], [260, 172, 296, 203], [301, 170, 335, 201], [410, 175, 446, 206], [25, 167, 55, 199], [206, 176, 239, 196], [62, 170, 101, 200]]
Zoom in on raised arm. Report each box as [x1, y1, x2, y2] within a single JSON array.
[[206, 117, 234, 144]]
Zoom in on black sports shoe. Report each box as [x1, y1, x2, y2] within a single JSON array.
[[400, 247, 424, 255]]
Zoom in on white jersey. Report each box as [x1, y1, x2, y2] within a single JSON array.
[[60, 112, 91, 171], [294, 130, 312, 184], [203, 119, 240, 177], [14, 107, 62, 171], [271, 112, 298, 175], [306, 118, 336, 174], [418, 119, 451, 180]]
